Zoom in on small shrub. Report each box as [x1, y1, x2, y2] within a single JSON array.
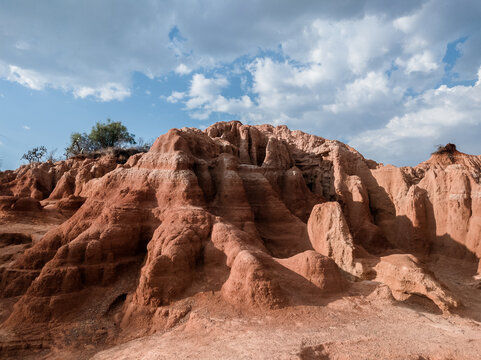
[[134, 137, 154, 152], [65, 132, 95, 158], [46, 148, 61, 162], [432, 143, 457, 155], [21, 146, 47, 163]]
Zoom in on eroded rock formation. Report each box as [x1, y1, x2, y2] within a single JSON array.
[[1, 121, 480, 357], [374, 254, 459, 313], [307, 202, 365, 277]]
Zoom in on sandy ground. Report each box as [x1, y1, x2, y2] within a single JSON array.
[[89, 288, 481, 360], [89, 255, 481, 360], [2, 217, 480, 360]]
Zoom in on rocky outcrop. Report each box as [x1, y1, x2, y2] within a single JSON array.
[[0, 155, 119, 201], [221, 249, 346, 309], [369, 151, 481, 259], [307, 202, 365, 277], [1, 121, 479, 356], [374, 254, 459, 313]]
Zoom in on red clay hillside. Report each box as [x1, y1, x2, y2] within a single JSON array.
[[1, 121, 481, 359]]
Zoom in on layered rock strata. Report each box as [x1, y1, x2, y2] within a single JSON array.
[[1, 121, 479, 355]]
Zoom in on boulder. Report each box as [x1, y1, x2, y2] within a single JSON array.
[[307, 202, 364, 277]]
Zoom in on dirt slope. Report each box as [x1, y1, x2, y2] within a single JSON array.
[[1, 121, 480, 359]]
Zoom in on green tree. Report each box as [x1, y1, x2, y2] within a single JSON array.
[[65, 119, 136, 157], [88, 119, 136, 149]]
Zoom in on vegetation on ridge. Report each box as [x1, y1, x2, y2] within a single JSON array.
[[432, 143, 457, 155], [20, 119, 151, 164], [20, 146, 47, 164], [65, 119, 136, 157]]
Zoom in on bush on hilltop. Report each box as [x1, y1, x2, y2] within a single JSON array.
[[65, 119, 136, 158]]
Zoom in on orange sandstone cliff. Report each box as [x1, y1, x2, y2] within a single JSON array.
[[0, 122, 480, 359]]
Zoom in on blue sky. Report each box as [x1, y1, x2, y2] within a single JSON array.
[[1, 0, 481, 170]]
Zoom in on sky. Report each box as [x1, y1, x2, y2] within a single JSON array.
[[1, 0, 481, 170]]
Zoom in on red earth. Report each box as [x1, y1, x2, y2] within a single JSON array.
[[1, 121, 480, 359]]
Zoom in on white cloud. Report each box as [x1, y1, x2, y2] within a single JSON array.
[[0, 62, 130, 101], [0, 1, 177, 101], [172, 52, 402, 133], [166, 73, 254, 120], [188, 74, 227, 100], [282, 16, 399, 80], [73, 83, 131, 102], [166, 91, 186, 103], [184, 74, 228, 110], [395, 51, 439, 74], [175, 64, 192, 75], [165, 1, 481, 164], [324, 72, 403, 114], [0, 0, 425, 102], [393, 14, 416, 33], [4, 65, 48, 90], [350, 66, 481, 164], [2, 0, 481, 165], [22, 125, 31, 130]]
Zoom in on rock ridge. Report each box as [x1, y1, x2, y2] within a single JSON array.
[[1, 121, 479, 357]]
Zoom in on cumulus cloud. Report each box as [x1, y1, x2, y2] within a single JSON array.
[[350, 67, 481, 164], [175, 64, 192, 75], [2, 0, 481, 164], [395, 52, 439, 74], [0, 0, 424, 101], [324, 72, 403, 114], [166, 91, 186, 103], [73, 83, 131, 102], [0, 0, 177, 100], [160, 1, 481, 164], [3, 64, 48, 91], [0, 60, 132, 101], [167, 74, 253, 120], [185, 74, 229, 109]]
